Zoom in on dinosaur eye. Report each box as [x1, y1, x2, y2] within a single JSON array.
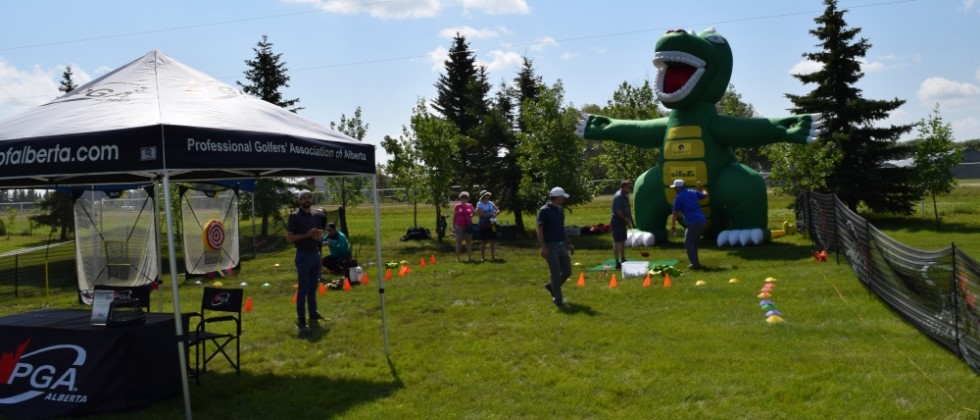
[[705, 34, 726, 44]]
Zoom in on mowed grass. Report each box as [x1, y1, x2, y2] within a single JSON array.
[[1, 189, 978, 419]]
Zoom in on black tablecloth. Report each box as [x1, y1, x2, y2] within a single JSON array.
[[0, 309, 181, 419]]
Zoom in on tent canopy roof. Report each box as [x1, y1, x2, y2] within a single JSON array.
[[0, 50, 374, 188]]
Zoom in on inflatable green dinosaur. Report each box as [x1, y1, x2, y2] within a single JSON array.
[[577, 28, 822, 246]]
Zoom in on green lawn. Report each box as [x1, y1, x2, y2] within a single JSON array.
[[0, 189, 977, 419]]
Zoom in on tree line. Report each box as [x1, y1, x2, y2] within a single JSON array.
[[8, 0, 971, 241]]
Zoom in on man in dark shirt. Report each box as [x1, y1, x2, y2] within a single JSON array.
[[286, 190, 324, 331], [537, 186, 574, 308]]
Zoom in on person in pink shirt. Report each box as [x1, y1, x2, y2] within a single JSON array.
[[453, 191, 475, 261]]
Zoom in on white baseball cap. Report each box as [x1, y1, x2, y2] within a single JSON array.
[[671, 179, 685, 188], [549, 186, 569, 198]]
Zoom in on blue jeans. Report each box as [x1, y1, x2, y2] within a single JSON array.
[[684, 221, 707, 267], [544, 242, 572, 304], [295, 250, 320, 322]]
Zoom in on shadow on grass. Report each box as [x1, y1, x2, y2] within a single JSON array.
[[182, 363, 405, 419], [721, 240, 818, 262], [559, 302, 598, 316]]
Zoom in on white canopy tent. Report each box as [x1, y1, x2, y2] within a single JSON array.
[[0, 50, 388, 419]]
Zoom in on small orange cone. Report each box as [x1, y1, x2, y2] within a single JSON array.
[[343, 277, 352, 291], [362, 272, 370, 286], [430, 254, 436, 264], [292, 291, 298, 303], [398, 265, 407, 277], [663, 273, 672, 288], [420, 257, 426, 267], [319, 282, 327, 295], [405, 265, 412, 274], [244, 296, 253, 313], [385, 268, 392, 280], [609, 273, 618, 288], [577, 272, 585, 287], [642, 273, 651, 288]]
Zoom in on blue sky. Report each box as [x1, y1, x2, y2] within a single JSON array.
[[1, 0, 978, 165]]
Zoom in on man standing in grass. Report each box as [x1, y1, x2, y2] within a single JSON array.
[[286, 190, 325, 331], [670, 179, 708, 270], [611, 180, 633, 269], [538, 187, 574, 308]]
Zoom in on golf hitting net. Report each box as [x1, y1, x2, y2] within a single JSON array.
[[73, 186, 158, 305], [180, 184, 239, 275], [798, 190, 980, 373]]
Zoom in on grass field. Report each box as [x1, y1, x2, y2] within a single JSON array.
[[0, 189, 978, 419]]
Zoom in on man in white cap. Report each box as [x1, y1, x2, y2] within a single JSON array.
[[286, 190, 325, 331], [670, 179, 708, 269], [537, 186, 574, 308]]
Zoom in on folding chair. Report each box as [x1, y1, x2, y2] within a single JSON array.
[[93, 284, 152, 312], [184, 287, 243, 383]]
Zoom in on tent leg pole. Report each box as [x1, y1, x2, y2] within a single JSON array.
[[163, 172, 193, 419], [372, 175, 388, 356]]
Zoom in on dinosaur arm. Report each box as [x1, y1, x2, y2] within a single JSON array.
[[710, 113, 823, 147], [576, 112, 669, 148]]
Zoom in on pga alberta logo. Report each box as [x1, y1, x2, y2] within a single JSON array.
[[0, 337, 89, 404]]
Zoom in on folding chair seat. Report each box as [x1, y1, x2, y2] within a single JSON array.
[[184, 287, 243, 383], [93, 284, 152, 312]]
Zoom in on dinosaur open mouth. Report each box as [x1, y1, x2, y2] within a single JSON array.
[[653, 51, 705, 103], [664, 64, 697, 94]]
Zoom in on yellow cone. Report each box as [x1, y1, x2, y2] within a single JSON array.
[[766, 315, 784, 324]]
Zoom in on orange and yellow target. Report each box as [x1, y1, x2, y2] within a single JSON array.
[[203, 220, 226, 251]]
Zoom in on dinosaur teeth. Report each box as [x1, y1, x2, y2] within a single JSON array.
[[653, 51, 705, 103]]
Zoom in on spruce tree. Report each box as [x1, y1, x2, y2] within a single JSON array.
[[59, 65, 78, 93], [787, 0, 918, 213], [238, 35, 303, 237]]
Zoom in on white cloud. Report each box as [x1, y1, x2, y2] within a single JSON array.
[[461, 0, 529, 15], [285, 0, 442, 19], [859, 58, 885, 73], [954, 117, 980, 140], [963, 0, 978, 12], [427, 45, 449, 71], [479, 50, 523, 73], [438, 26, 503, 40], [917, 77, 980, 108], [0, 59, 60, 120], [528, 36, 557, 52], [560, 52, 579, 61], [789, 60, 822, 76]]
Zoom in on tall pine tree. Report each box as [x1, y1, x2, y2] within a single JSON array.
[[59, 65, 78, 93], [238, 35, 303, 238], [787, 0, 918, 213]]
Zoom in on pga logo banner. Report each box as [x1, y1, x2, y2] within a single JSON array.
[[0, 337, 90, 405]]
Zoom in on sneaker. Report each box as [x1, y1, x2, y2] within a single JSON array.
[[554, 299, 565, 308], [544, 283, 553, 295], [687, 264, 702, 270], [295, 319, 308, 330], [615, 262, 622, 269], [309, 313, 324, 321]]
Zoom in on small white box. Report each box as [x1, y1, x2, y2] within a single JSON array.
[[621, 261, 649, 278]]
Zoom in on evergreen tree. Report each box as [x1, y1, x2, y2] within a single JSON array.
[[31, 191, 74, 240], [914, 103, 962, 226], [787, 0, 918, 213], [326, 107, 371, 208], [59, 65, 78, 93], [431, 34, 490, 191], [238, 35, 303, 237]]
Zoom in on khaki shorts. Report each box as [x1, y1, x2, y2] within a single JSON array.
[[454, 225, 472, 240]]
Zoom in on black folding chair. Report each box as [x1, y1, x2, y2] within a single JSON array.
[[93, 284, 152, 312], [184, 287, 243, 383]]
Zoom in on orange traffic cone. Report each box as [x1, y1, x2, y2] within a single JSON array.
[[663, 273, 672, 288], [362, 272, 370, 286], [430, 254, 436, 264], [244, 296, 253, 313], [343, 277, 352, 291], [642, 273, 651, 288], [577, 272, 585, 287], [609, 273, 618, 288], [420, 257, 426, 267], [385, 268, 392, 280], [292, 291, 298, 303], [398, 265, 408, 277], [319, 282, 327, 295]]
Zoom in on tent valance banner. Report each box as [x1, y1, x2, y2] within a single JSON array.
[[0, 50, 375, 187]]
